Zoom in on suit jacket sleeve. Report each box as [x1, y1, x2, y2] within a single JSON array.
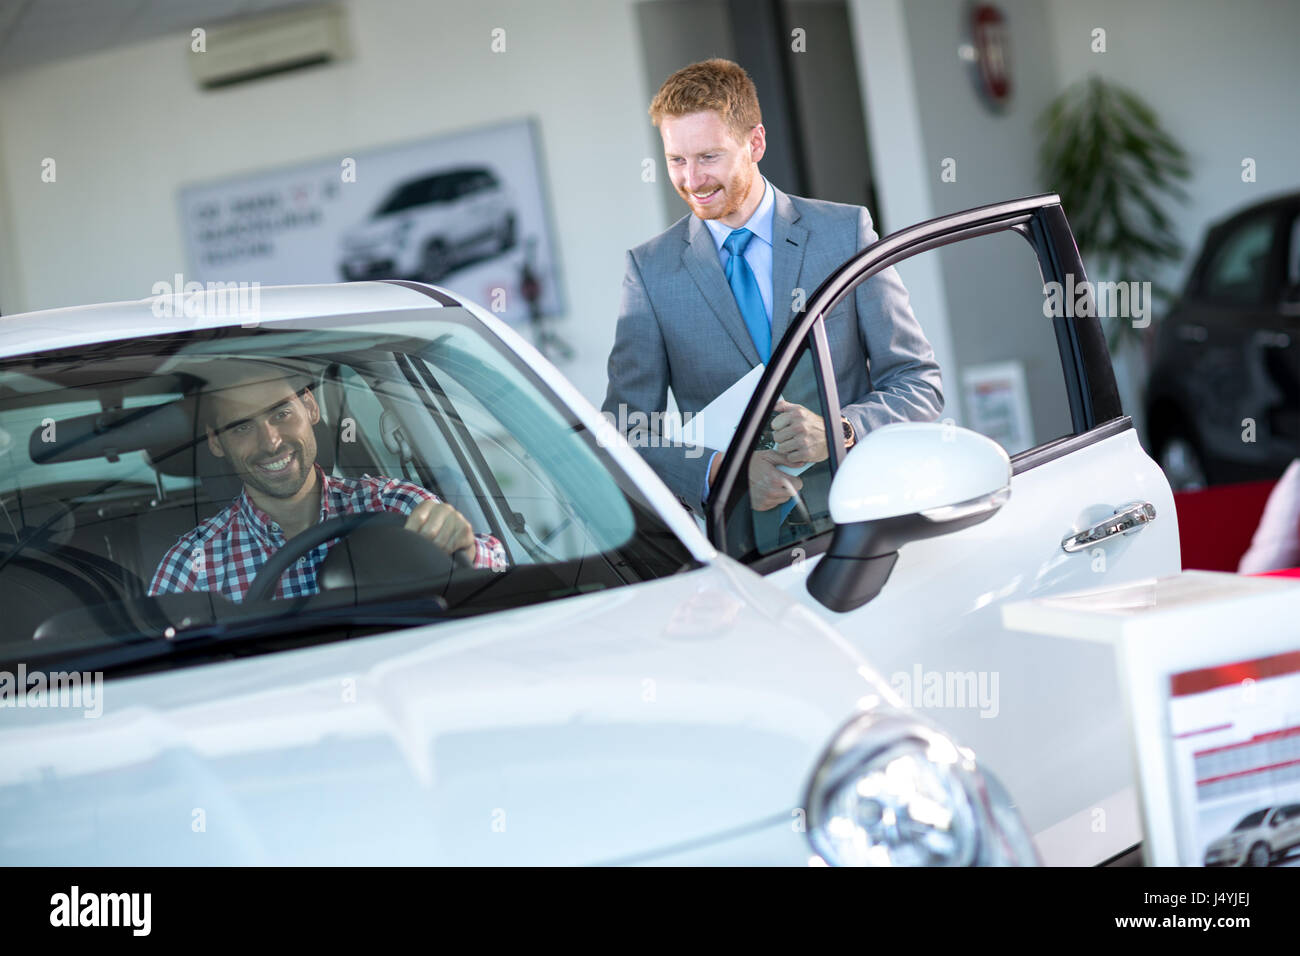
[[841, 205, 945, 437], [602, 249, 717, 508]]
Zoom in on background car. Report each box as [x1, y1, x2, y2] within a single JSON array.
[[339, 166, 516, 283], [0, 195, 1179, 865], [1146, 190, 1300, 490], [1204, 804, 1300, 866]]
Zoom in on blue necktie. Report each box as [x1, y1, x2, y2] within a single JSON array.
[[724, 229, 796, 527], [722, 228, 770, 363]]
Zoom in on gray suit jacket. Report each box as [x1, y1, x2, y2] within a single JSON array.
[[602, 184, 944, 508]]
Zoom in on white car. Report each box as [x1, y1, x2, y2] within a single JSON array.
[[0, 194, 1176, 865], [339, 166, 516, 283], [1204, 805, 1300, 867]]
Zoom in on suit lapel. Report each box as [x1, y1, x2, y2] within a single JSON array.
[[770, 186, 808, 347], [682, 216, 761, 367]]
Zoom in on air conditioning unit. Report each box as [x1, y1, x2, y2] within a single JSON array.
[[189, 4, 349, 90]]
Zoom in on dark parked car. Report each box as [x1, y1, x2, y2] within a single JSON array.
[[1146, 191, 1300, 489]]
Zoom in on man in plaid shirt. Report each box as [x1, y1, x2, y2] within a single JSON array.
[[149, 370, 507, 603]]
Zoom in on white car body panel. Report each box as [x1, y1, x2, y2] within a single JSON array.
[[0, 559, 885, 865], [765, 426, 1180, 864], [0, 282, 433, 360]]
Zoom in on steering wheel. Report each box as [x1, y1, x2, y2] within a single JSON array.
[[244, 511, 411, 603]]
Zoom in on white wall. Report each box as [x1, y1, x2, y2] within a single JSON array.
[[1046, 0, 1300, 292], [0, 121, 19, 318], [4, 0, 1296, 409], [848, 0, 961, 423], [0, 0, 668, 404], [851, 0, 1073, 445]]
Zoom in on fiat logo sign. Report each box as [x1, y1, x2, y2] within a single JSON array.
[[970, 3, 1012, 110]]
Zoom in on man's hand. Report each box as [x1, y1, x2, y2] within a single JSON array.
[[404, 499, 475, 566], [770, 399, 827, 466], [749, 449, 803, 511]]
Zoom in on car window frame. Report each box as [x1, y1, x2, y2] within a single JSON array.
[[705, 194, 1126, 569]]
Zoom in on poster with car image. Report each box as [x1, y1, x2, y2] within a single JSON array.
[[178, 118, 565, 343], [1168, 651, 1300, 866]]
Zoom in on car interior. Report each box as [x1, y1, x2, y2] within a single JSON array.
[[0, 359, 400, 647], [0, 328, 698, 665]]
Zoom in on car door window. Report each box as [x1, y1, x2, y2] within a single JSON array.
[[716, 339, 837, 559], [1202, 212, 1279, 306], [709, 197, 1117, 565], [328, 365, 405, 475], [428, 176, 456, 204]]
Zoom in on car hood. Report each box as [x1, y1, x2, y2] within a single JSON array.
[[0, 559, 890, 865]]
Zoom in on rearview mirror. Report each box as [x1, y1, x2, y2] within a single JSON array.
[[807, 422, 1011, 612]]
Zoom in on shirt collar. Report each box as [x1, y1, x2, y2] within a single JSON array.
[[237, 464, 332, 540], [703, 175, 774, 252]]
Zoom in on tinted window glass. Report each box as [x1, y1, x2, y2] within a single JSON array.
[[374, 178, 433, 215], [718, 340, 835, 561], [1203, 214, 1277, 305], [1233, 809, 1270, 830]]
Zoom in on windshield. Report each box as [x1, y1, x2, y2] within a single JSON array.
[[1232, 809, 1271, 831], [0, 307, 697, 676], [373, 175, 456, 214]]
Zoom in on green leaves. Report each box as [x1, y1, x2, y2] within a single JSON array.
[[1037, 76, 1190, 351]]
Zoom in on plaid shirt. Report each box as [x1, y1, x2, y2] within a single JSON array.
[[149, 466, 508, 602]]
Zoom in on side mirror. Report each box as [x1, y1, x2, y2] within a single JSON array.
[[807, 422, 1011, 612]]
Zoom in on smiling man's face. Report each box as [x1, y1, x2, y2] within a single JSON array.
[[206, 376, 320, 501], [660, 110, 766, 227]]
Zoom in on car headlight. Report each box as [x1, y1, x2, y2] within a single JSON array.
[[805, 713, 1038, 866]]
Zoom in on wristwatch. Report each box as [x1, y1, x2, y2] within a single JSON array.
[[841, 416, 856, 448]]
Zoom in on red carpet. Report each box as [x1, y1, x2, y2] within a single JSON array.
[[1172, 480, 1279, 572]]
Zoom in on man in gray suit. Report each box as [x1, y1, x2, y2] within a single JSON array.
[[603, 58, 943, 523]]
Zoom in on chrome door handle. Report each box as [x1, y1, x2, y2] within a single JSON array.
[[1061, 501, 1157, 553]]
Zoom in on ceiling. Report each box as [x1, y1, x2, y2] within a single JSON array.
[[0, 0, 329, 75]]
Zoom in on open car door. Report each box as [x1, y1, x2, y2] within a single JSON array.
[[706, 194, 1181, 865]]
